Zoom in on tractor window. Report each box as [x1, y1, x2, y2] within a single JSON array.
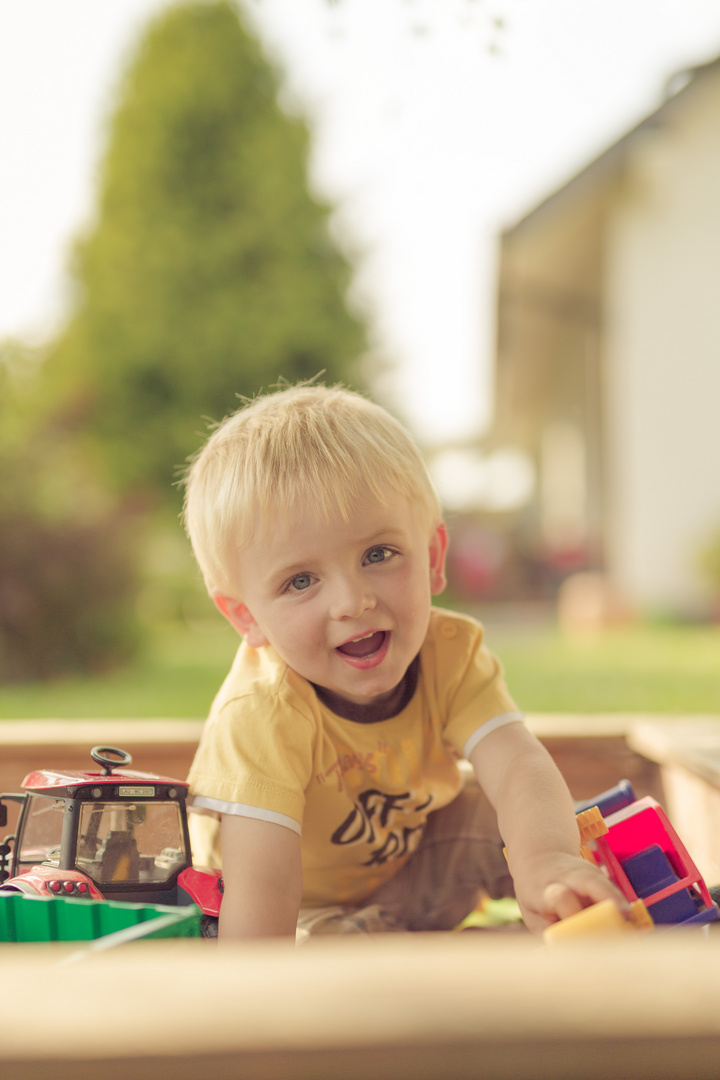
[[18, 796, 65, 871], [75, 801, 187, 885]]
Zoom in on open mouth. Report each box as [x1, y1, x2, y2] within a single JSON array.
[[336, 631, 387, 659]]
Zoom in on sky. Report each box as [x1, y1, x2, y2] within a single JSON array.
[[3, 0, 720, 448]]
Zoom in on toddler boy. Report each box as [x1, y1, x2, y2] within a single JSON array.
[[183, 384, 622, 939]]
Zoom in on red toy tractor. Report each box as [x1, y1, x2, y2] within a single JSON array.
[[0, 746, 222, 936]]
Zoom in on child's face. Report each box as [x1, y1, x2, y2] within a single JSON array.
[[216, 494, 448, 707]]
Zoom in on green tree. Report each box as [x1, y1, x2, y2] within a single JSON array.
[[49, 0, 367, 500], [0, 343, 142, 681]]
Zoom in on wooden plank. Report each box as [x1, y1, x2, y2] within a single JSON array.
[[2, 935, 720, 1080], [0, 718, 204, 746], [657, 765, 720, 885], [525, 713, 638, 737], [0, 714, 664, 831], [539, 734, 663, 802], [525, 714, 665, 802], [627, 718, 720, 884], [628, 718, 720, 789], [0, 720, 204, 835]]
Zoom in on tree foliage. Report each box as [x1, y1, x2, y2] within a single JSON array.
[[0, 1, 368, 681], [0, 345, 142, 681], [49, 0, 367, 500]]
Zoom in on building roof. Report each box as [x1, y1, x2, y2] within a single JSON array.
[[504, 54, 720, 238]]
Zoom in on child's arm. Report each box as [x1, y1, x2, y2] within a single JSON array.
[[219, 814, 303, 940], [469, 722, 627, 933]]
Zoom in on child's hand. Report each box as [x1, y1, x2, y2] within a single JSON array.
[[512, 852, 628, 934]]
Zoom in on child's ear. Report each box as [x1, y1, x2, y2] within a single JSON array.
[[213, 595, 270, 647], [429, 522, 449, 595]]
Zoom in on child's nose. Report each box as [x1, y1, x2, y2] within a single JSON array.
[[329, 575, 376, 620]]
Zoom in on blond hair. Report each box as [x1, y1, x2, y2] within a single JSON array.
[[183, 384, 442, 596]]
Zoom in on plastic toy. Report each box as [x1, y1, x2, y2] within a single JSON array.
[[0, 746, 222, 936], [544, 898, 652, 942], [0, 891, 201, 947], [546, 780, 720, 941], [4, 751, 717, 942]]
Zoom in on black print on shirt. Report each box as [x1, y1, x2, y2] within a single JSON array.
[[330, 789, 434, 866]]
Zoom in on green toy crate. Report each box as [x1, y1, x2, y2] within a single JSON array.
[[0, 892, 201, 947]]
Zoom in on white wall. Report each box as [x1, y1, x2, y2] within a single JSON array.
[[604, 72, 720, 614]]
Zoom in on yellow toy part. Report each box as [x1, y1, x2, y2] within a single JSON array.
[[543, 899, 653, 943], [576, 804, 608, 846]]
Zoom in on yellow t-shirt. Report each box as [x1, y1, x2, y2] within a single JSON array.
[[187, 607, 523, 906]]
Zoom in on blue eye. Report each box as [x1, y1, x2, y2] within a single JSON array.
[[366, 546, 392, 564], [290, 574, 313, 591]]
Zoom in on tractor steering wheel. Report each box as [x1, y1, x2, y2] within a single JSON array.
[[91, 746, 133, 775]]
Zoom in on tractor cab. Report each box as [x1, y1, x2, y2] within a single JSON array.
[[0, 747, 209, 909]]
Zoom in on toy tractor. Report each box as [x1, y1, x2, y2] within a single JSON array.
[[0, 746, 222, 936]]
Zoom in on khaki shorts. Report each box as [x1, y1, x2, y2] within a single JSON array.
[[297, 780, 513, 938]]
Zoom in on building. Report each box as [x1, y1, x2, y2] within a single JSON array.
[[491, 56, 720, 617]]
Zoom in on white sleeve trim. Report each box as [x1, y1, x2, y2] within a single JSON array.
[[189, 795, 301, 836], [462, 711, 526, 760]]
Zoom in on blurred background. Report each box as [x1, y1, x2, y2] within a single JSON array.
[[1, 0, 720, 718]]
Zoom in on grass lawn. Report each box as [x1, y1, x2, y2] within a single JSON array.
[[491, 622, 720, 714], [0, 618, 718, 719], [0, 622, 240, 720]]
